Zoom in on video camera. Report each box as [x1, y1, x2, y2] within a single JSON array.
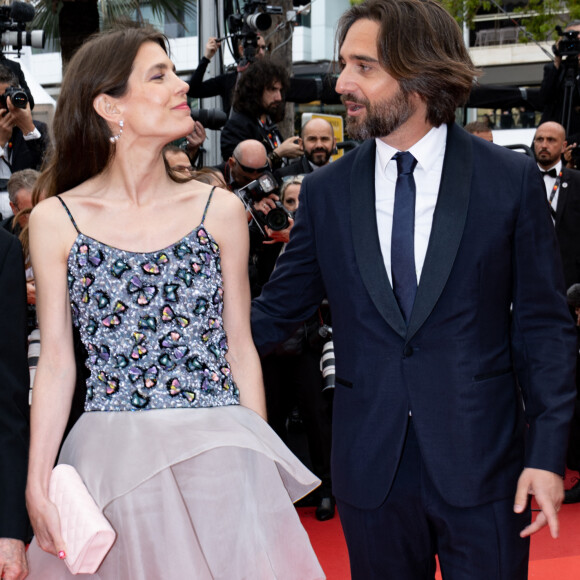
[[227, 0, 282, 65], [235, 171, 292, 232], [553, 25, 580, 58], [0, 2, 44, 54]]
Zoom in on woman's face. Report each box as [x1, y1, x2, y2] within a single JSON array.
[[117, 41, 194, 143], [282, 184, 301, 213]]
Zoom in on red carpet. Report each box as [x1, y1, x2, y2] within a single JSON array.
[[299, 471, 580, 579]]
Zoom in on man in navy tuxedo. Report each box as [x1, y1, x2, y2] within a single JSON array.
[[251, 0, 577, 578], [0, 227, 29, 580]]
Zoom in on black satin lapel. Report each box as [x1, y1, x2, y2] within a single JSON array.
[[407, 124, 472, 341], [350, 140, 407, 338]]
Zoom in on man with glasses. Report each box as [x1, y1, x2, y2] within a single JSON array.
[[223, 139, 271, 191]]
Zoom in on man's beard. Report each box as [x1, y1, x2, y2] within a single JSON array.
[[265, 101, 285, 123], [343, 86, 414, 140], [305, 147, 332, 167]]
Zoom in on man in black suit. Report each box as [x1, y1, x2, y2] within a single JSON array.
[[220, 59, 304, 165], [252, 1, 576, 577], [275, 117, 336, 182], [0, 227, 30, 580], [533, 121, 580, 290]]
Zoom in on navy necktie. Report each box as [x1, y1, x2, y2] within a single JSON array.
[[391, 151, 418, 324]]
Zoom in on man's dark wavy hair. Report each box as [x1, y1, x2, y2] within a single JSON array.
[[232, 58, 290, 119], [337, 0, 479, 126]]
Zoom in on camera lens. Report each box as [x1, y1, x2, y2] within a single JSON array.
[[265, 207, 289, 231]]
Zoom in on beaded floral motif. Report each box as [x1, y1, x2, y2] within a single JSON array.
[[67, 226, 239, 412]]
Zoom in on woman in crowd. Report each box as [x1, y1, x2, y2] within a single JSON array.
[[25, 25, 323, 579]]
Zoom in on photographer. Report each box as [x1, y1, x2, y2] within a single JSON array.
[[188, 35, 339, 117], [0, 65, 47, 220], [220, 59, 304, 166], [539, 21, 580, 136], [257, 175, 335, 521]]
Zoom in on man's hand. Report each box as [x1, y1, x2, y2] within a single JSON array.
[[204, 37, 221, 60], [185, 121, 206, 161], [0, 538, 28, 580], [252, 194, 278, 216], [264, 219, 294, 244], [6, 99, 34, 137], [0, 107, 14, 147], [564, 142, 578, 168], [514, 467, 564, 539], [274, 137, 304, 160]]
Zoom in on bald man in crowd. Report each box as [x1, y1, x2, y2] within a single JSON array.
[[276, 118, 337, 181]]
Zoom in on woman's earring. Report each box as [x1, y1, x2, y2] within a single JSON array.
[[109, 120, 124, 143]]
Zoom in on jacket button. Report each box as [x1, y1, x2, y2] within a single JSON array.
[[403, 345, 413, 357]]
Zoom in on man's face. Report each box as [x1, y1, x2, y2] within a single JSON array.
[[336, 19, 417, 141], [303, 120, 336, 167], [165, 150, 193, 176], [10, 187, 32, 227], [229, 151, 270, 188], [534, 123, 567, 168], [262, 81, 283, 116]]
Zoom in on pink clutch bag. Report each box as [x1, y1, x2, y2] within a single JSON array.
[[48, 464, 116, 575]]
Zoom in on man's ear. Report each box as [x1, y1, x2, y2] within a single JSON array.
[[93, 94, 121, 123]]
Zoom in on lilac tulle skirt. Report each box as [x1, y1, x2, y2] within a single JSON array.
[[27, 405, 325, 579]]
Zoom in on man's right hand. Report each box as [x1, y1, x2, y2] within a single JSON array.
[[204, 37, 221, 60], [0, 538, 28, 580], [274, 137, 304, 160], [0, 107, 14, 147]]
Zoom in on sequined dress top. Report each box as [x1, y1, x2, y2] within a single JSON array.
[[58, 189, 240, 412]]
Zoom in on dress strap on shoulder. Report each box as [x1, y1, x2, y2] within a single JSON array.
[[56, 195, 81, 234], [201, 186, 217, 225]]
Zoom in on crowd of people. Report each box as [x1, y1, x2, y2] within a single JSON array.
[[1, 0, 580, 579]]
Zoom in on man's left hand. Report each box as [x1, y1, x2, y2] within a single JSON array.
[[514, 467, 564, 539], [0, 538, 28, 580]]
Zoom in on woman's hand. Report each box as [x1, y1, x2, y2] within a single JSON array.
[[26, 491, 66, 558]]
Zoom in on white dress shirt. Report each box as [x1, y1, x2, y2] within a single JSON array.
[[375, 124, 447, 286]]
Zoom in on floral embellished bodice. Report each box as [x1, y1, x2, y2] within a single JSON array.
[[58, 190, 239, 412]]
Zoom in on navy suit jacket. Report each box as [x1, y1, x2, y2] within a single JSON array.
[[0, 228, 29, 540], [252, 123, 577, 510]]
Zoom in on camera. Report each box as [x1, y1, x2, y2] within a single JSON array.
[[0, 2, 44, 53], [553, 25, 580, 58], [190, 108, 228, 131], [235, 171, 292, 232], [0, 85, 27, 109], [319, 325, 335, 396], [227, 0, 283, 64]]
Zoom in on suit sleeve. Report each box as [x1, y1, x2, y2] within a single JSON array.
[[220, 113, 255, 161], [510, 156, 577, 475], [251, 177, 326, 354], [0, 233, 30, 540]]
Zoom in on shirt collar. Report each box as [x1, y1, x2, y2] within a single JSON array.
[[376, 124, 447, 174]]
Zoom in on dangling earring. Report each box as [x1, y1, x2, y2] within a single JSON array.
[[109, 120, 124, 144]]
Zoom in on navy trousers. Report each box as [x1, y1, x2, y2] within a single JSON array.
[[337, 421, 530, 580]]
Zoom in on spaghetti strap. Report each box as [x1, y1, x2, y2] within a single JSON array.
[[56, 195, 81, 234], [200, 186, 217, 225]]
